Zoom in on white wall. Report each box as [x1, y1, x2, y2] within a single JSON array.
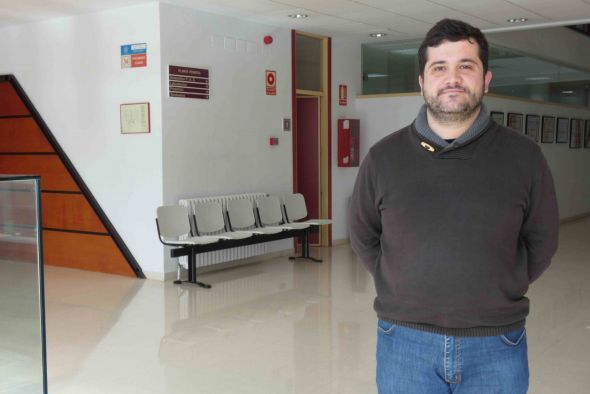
[[159, 3, 294, 272], [352, 94, 590, 225], [331, 37, 363, 242], [485, 95, 590, 219], [0, 4, 164, 276]]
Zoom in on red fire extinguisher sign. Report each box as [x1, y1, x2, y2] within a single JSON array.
[[339, 84, 347, 106], [266, 70, 276, 95]]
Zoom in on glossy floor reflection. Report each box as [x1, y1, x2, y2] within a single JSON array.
[[41, 217, 590, 393]]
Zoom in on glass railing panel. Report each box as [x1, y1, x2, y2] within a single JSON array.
[[0, 175, 47, 394]]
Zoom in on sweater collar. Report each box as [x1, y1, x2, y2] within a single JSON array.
[[414, 103, 491, 148]]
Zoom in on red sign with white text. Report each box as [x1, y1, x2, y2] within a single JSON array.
[[131, 54, 147, 67], [339, 84, 347, 106], [266, 70, 276, 95]]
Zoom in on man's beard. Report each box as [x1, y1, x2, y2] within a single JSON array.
[[423, 84, 483, 123]]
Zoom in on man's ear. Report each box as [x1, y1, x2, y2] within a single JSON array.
[[419, 74, 424, 95], [484, 70, 492, 93]]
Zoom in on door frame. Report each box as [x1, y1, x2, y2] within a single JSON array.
[[291, 30, 332, 246]]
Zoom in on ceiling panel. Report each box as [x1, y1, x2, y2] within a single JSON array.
[[169, 0, 294, 18], [357, 14, 443, 36], [351, 0, 498, 27], [0, 0, 590, 41], [404, 9, 496, 27], [507, 0, 590, 20], [268, 0, 372, 16], [432, 0, 547, 25]]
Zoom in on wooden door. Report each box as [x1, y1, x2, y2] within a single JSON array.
[[296, 96, 320, 244]]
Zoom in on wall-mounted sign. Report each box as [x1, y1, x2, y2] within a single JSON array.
[[120, 102, 150, 134], [339, 84, 347, 106], [168, 65, 210, 99], [266, 70, 276, 95], [283, 118, 291, 132], [121, 43, 147, 68]]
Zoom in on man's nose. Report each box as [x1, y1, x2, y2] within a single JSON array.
[[445, 68, 462, 85]]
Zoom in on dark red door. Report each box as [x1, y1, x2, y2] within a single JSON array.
[[296, 97, 320, 244]]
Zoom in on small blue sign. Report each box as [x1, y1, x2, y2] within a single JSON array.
[[121, 43, 147, 56]]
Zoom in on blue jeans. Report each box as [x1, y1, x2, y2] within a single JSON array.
[[376, 320, 529, 394]]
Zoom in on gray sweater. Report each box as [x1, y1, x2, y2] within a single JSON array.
[[349, 109, 559, 336]]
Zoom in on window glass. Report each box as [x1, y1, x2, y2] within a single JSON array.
[[362, 40, 590, 107], [296, 35, 322, 91], [362, 40, 421, 94]]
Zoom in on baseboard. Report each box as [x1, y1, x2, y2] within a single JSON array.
[[561, 212, 590, 225], [144, 271, 168, 281]]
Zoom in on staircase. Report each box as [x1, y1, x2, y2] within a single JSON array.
[[0, 75, 143, 278]]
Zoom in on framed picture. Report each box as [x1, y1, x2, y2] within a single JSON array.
[[120, 102, 150, 134], [556, 117, 569, 143], [541, 116, 556, 143], [525, 115, 540, 142], [585, 120, 590, 149], [490, 111, 504, 125], [570, 118, 583, 148], [507, 113, 523, 133]]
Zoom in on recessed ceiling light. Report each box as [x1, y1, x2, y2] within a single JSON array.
[[288, 14, 308, 19], [561, 90, 574, 94], [369, 33, 387, 38], [507, 18, 528, 23]]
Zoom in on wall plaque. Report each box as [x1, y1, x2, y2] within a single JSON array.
[[120, 102, 150, 134], [168, 65, 210, 99]]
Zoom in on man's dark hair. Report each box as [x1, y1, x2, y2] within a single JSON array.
[[418, 19, 489, 76]]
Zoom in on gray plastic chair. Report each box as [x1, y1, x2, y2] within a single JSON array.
[[193, 201, 253, 239], [282, 193, 332, 226], [226, 199, 283, 234], [256, 195, 309, 230], [156, 205, 221, 245], [156, 205, 222, 288]]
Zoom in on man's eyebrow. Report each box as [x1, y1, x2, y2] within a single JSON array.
[[428, 59, 479, 68], [428, 60, 446, 67]]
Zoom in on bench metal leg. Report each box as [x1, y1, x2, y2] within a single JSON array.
[[289, 228, 322, 263], [174, 246, 212, 288]]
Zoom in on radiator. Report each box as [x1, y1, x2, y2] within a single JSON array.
[[179, 192, 268, 268]]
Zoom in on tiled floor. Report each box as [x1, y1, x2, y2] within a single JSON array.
[[4, 217, 590, 393]]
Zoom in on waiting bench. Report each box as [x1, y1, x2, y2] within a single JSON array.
[[156, 193, 331, 288]]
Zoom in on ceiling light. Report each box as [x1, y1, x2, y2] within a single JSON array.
[[288, 14, 308, 19], [507, 18, 528, 23], [561, 90, 574, 94], [369, 33, 387, 38], [525, 77, 552, 81]]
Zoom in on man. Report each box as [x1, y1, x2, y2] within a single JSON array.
[[350, 19, 559, 394]]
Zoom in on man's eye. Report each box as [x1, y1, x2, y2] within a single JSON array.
[[433, 66, 445, 72], [460, 64, 473, 70]]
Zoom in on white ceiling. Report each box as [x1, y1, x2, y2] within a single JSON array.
[[2, 0, 590, 40]]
